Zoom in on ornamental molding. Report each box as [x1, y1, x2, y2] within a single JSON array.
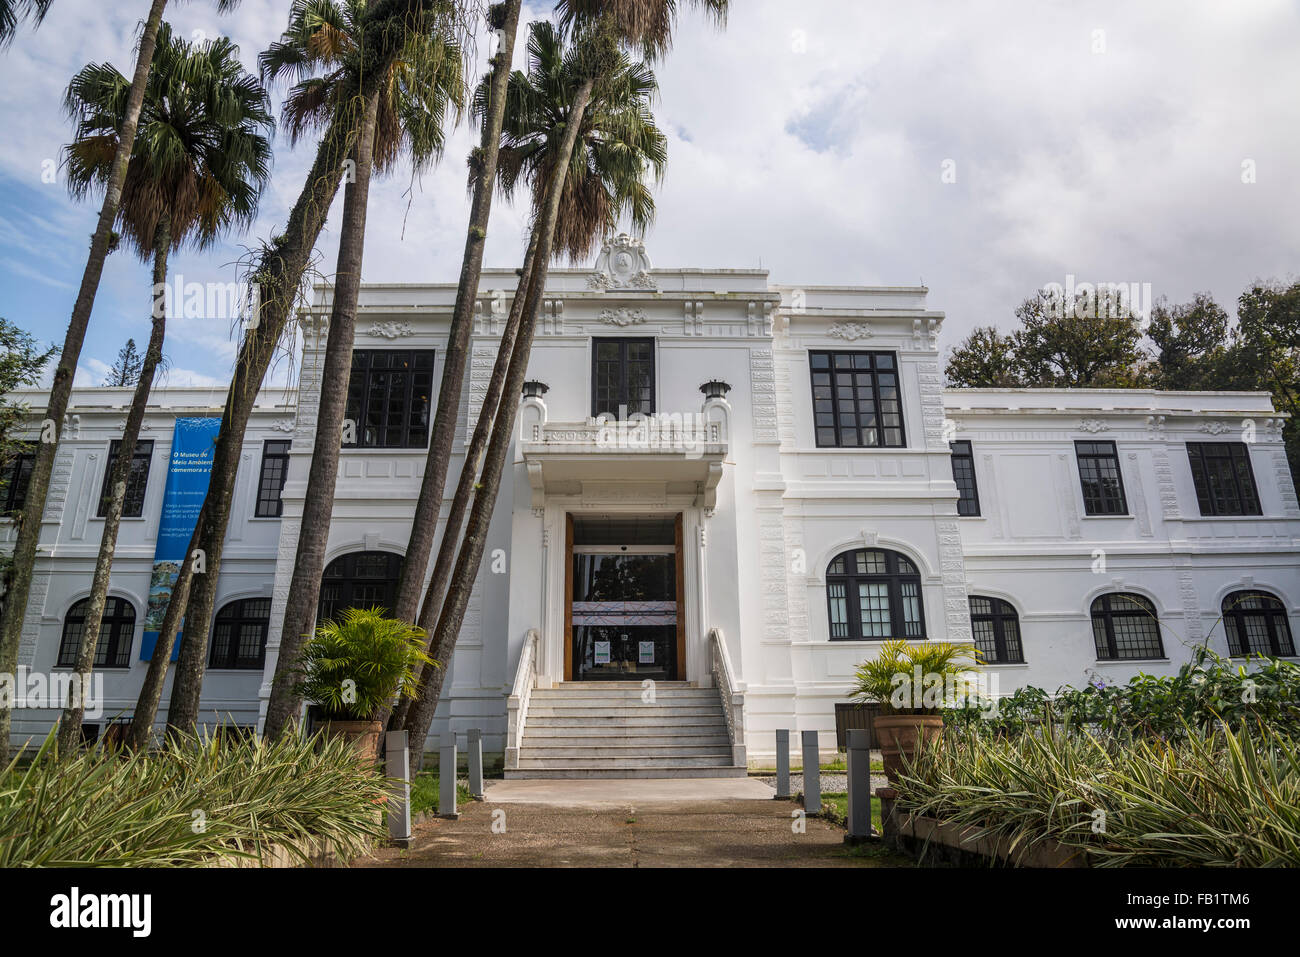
[[597, 307, 648, 327], [827, 321, 872, 341], [1198, 420, 1231, 435], [367, 321, 414, 339], [588, 233, 656, 290], [1078, 418, 1110, 433], [270, 419, 296, 433]]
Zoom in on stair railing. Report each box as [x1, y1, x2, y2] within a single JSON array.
[[504, 629, 540, 770], [709, 627, 747, 767]]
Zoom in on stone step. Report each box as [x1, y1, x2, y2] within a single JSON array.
[[523, 714, 727, 728], [527, 706, 724, 719], [504, 765, 748, 780], [518, 744, 734, 758], [523, 725, 731, 740], [532, 686, 716, 697], [528, 696, 721, 709], [516, 754, 736, 769]]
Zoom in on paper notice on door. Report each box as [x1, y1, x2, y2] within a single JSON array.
[[594, 641, 611, 664], [639, 641, 655, 664]]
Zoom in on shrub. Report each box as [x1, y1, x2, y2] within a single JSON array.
[[853, 639, 982, 715]]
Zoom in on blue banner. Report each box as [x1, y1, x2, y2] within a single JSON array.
[[140, 417, 223, 660]]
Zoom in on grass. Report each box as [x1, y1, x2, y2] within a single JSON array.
[[750, 756, 883, 774], [409, 770, 475, 817], [815, 791, 883, 834]]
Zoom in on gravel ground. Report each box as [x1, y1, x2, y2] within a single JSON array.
[[756, 772, 888, 795]]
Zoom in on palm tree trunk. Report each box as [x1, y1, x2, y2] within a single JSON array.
[[262, 89, 382, 741], [127, 87, 371, 751], [403, 78, 595, 767], [391, 0, 523, 626], [0, 0, 169, 757], [56, 216, 170, 753]]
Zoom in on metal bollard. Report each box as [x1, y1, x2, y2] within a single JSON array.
[[385, 730, 412, 847], [438, 731, 459, 819], [845, 728, 872, 841], [801, 729, 821, 815], [774, 729, 791, 800], [467, 728, 484, 799]]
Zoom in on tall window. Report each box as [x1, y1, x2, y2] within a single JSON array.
[[950, 440, 980, 516], [0, 444, 36, 513], [969, 596, 1022, 663], [826, 548, 925, 641], [57, 596, 135, 668], [1091, 593, 1163, 660], [1074, 440, 1127, 516], [255, 440, 290, 517], [344, 350, 435, 449], [210, 598, 272, 669], [319, 551, 403, 623], [98, 440, 154, 517], [1186, 442, 1261, 516], [1222, 590, 1294, 657], [592, 338, 654, 418], [809, 351, 905, 448]]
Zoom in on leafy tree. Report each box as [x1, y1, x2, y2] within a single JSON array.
[[1012, 289, 1145, 387], [102, 339, 143, 386], [1144, 293, 1231, 391], [0, 317, 57, 504], [945, 326, 1022, 388], [0, 0, 52, 46]]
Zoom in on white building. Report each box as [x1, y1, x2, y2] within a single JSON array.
[[5, 236, 1298, 774]]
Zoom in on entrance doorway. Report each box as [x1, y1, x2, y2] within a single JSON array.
[[565, 514, 685, 681]]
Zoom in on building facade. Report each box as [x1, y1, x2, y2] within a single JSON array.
[[4, 237, 1298, 767]]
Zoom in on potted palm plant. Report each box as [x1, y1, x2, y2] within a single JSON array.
[[294, 607, 435, 763], [853, 639, 981, 780]]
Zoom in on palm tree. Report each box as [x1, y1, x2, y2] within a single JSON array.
[[125, 0, 458, 750], [230, 0, 464, 741], [55, 23, 273, 751], [0, 0, 244, 758], [402, 19, 667, 765], [0, 0, 52, 46]]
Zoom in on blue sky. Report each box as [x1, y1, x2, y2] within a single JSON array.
[[1, 0, 1298, 388]]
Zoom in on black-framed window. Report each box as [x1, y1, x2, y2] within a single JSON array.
[[57, 596, 135, 668], [344, 350, 435, 449], [1075, 440, 1127, 516], [809, 350, 905, 448], [592, 338, 654, 418], [255, 440, 291, 517], [0, 444, 36, 513], [97, 439, 154, 518], [826, 548, 925, 640], [319, 550, 403, 623], [1186, 442, 1261, 516], [1223, 590, 1294, 657], [950, 440, 980, 516], [209, 597, 272, 669], [969, 596, 1022, 663], [1091, 593, 1163, 660]]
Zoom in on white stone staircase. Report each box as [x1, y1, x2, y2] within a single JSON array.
[[504, 682, 747, 779]]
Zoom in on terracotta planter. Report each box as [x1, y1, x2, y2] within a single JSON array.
[[321, 719, 383, 765], [872, 713, 944, 780]]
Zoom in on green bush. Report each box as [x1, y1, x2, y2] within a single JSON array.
[[893, 722, 1300, 867], [853, 639, 982, 714], [0, 729, 389, 866]]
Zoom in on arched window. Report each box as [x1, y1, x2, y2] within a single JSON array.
[[57, 597, 135, 668], [969, 596, 1023, 663], [210, 598, 272, 670], [826, 548, 925, 641], [319, 551, 403, 623], [1222, 590, 1295, 657], [1091, 593, 1163, 660]]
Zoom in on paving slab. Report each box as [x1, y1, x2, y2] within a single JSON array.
[[481, 776, 774, 807]]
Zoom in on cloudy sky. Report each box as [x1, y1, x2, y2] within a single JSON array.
[[0, 0, 1297, 388]]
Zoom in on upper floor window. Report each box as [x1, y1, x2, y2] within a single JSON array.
[[57, 596, 135, 669], [949, 440, 980, 516], [1222, 590, 1294, 657], [210, 597, 272, 669], [0, 444, 36, 513], [1091, 593, 1163, 660], [969, 596, 1022, 663], [592, 338, 654, 418], [255, 440, 291, 517], [319, 550, 403, 623], [1186, 442, 1261, 516], [98, 439, 154, 518], [1074, 440, 1127, 516], [826, 548, 925, 640], [809, 351, 904, 448], [344, 350, 435, 449]]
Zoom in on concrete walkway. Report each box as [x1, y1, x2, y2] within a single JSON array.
[[353, 780, 899, 868]]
